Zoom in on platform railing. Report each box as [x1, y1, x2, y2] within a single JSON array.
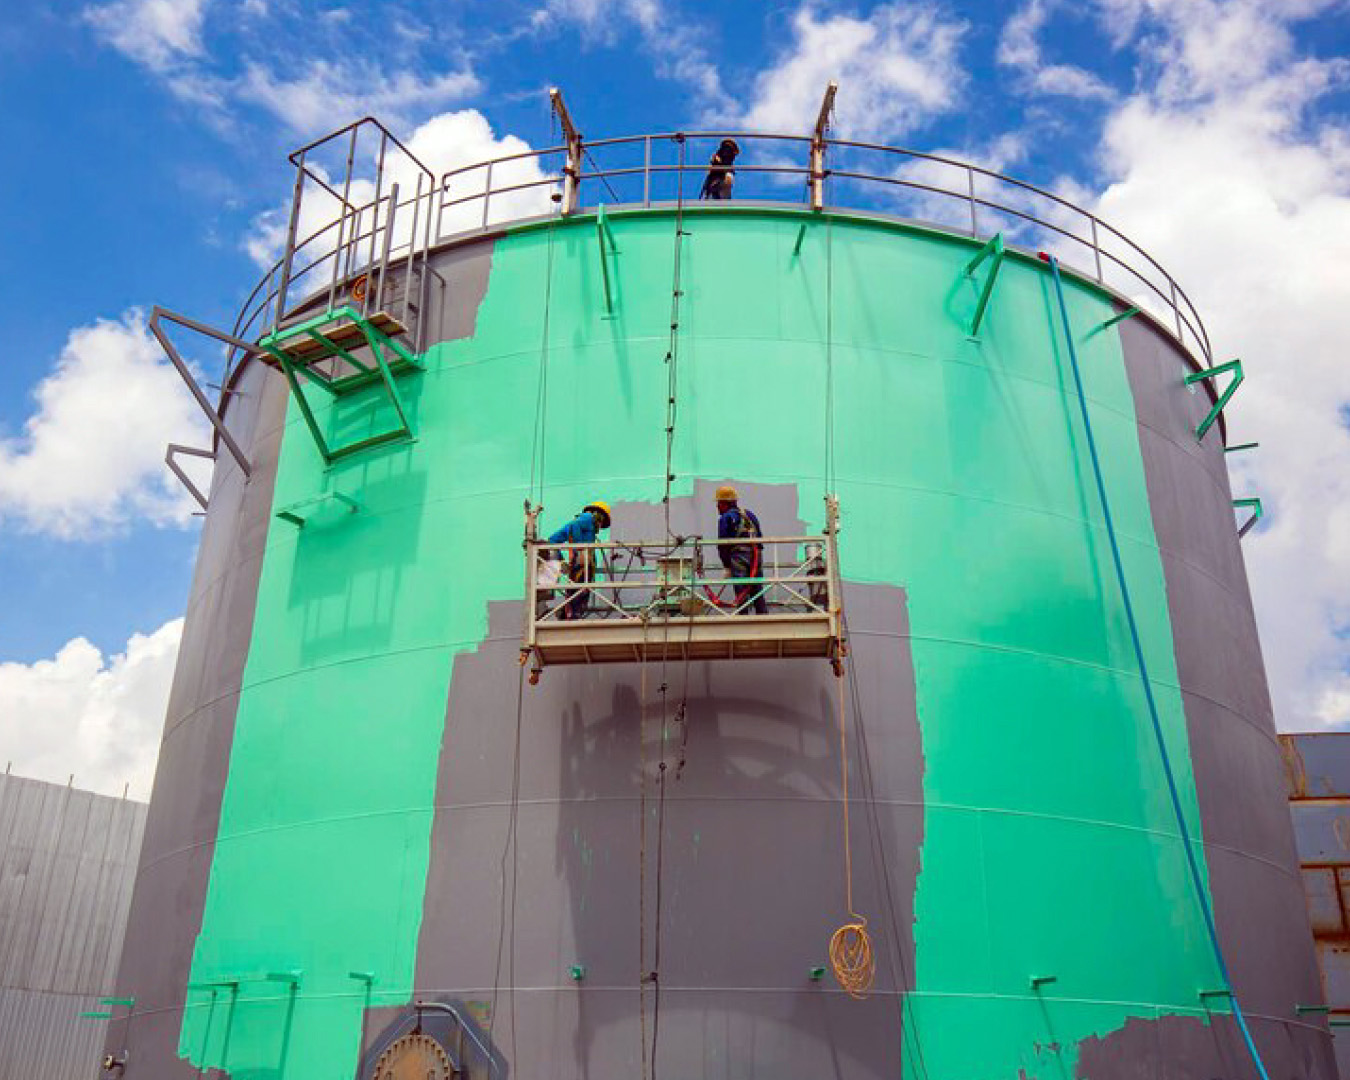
[[521, 533, 846, 677], [209, 123, 1217, 446]]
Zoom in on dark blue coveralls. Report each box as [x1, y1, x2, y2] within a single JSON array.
[[718, 505, 768, 614]]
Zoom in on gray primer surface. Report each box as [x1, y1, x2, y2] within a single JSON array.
[[104, 237, 501, 1077], [1076, 311, 1335, 1078], [103, 358, 288, 1077], [356, 482, 925, 1079]]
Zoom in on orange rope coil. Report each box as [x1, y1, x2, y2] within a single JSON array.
[[830, 657, 876, 998], [830, 918, 875, 999]]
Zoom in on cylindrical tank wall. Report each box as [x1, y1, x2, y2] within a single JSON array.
[[108, 207, 1331, 1080]]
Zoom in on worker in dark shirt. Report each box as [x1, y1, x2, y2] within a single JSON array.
[[700, 139, 740, 200], [547, 501, 612, 619], [715, 485, 767, 614]]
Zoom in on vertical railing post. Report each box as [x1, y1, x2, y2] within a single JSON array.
[[643, 136, 652, 208], [1169, 277, 1183, 339], [966, 166, 978, 237], [481, 161, 494, 229], [327, 124, 359, 313], [273, 151, 308, 332], [374, 183, 398, 315], [1090, 216, 1104, 283], [405, 174, 423, 330]]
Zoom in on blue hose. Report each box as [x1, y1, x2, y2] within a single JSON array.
[[1044, 255, 1271, 1080]]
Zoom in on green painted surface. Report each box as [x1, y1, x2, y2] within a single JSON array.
[[180, 208, 1218, 1078]]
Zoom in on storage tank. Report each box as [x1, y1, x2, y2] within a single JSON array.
[[106, 113, 1333, 1080]]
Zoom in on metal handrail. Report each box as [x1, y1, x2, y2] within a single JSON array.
[[221, 124, 1217, 422], [526, 535, 837, 624]]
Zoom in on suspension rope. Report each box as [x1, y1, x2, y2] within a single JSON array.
[[490, 663, 527, 1058], [637, 616, 651, 1080], [829, 671, 875, 998], [822, 100, 838, 498], [584, 146, 622, 204], [824, 207, 837, 497], [648, 593, 676, 1080], [529, 111, 561, 507], [842, 610, 932, 1080], [662, 135, 688, 540], [1044, 254, 1271, 1080]]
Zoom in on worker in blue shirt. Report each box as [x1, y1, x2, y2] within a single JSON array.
[[715, 486, 767, 614], [547, 501, 612, 619]]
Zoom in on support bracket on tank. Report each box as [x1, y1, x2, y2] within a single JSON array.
[[1184, 358, 1243, 442], [1225, 441, 1259, 454], [1233, 496, 1263, 539], [597, 203, 620, 316], [261, 305, 423, 465], [963, 232, 1006, 337], [1087, 306, 1141, 341], [276, 491, 360, 528], [166, 444, 215, 512], [149, 307, 257, 481]]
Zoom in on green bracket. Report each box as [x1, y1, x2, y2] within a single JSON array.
[[261, 306, 422, 466], [1234, 496, 1263, 539], [964, 232, 1006, 337], [1184, 358, 1243, 442], [187, 978, 239, 992], [791, 222, 808, 258], [597, 204, 619, 317], [1225, 441, 1259, 454], [1029, 974, 1058, 990], [80, 1011, 113, 1019], [808, 966, 826, 982], [1297, 1004, 1331, 1015], [265, 970, 303, 986], [276, 491, 360, 528], [101, 997, 135, 1008], [347, 971, 375, 984], [569, 964, 586, 982], [1095, 306, 1140, 334], [1199, 988, 1234, 1003]]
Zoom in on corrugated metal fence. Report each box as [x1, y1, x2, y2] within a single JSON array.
[[0, 773, 147, 1079]]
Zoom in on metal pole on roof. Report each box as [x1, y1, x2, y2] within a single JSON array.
[[550, 87, 583, 216], [811, 81, 839, 212]]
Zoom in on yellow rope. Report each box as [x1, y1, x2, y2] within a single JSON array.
[[830, 671, 875, 999]]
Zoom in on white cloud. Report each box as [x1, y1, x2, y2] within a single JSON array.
[[1074, 0, 1350, 727], [737, 2, 967, 141], [243, 109, 554, 270], [997, 0, 1115, 101], [0, 311, 208, 538], [236, 59, 480, 135], [0, 619, 181, 800], [84, 0, 208, 72], [532, 0, 724, 101]]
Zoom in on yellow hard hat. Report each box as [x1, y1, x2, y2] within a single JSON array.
[[714, 485, 738, 502], [584, 501, 612, 526]]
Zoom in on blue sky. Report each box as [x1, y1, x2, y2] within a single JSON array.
[[1, 0, 1348, 795]]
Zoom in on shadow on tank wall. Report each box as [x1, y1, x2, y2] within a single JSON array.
[[357, 482, 926, 1079]]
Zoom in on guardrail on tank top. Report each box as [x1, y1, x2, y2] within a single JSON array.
[[221, 123, 1214, 400]]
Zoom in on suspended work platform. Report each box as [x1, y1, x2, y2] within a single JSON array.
[[521, 501, 847, 682]]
